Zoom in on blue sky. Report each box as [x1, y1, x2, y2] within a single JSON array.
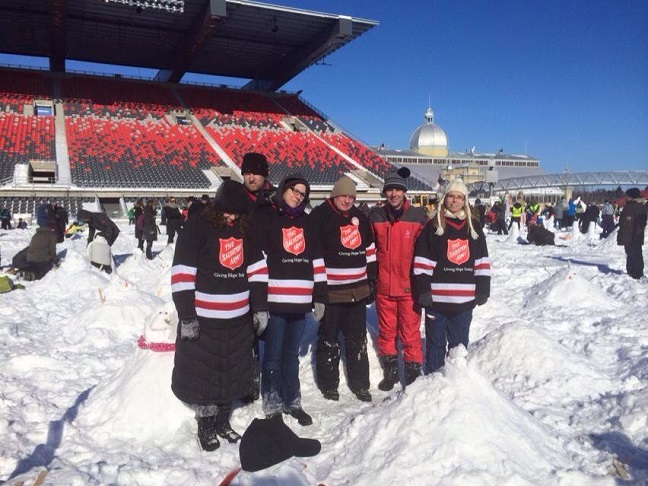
[[279, 0, 648, 173], [2, 0, 646, 174]]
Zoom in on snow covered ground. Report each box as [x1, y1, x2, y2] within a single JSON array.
[[1, 218, 647, 485]]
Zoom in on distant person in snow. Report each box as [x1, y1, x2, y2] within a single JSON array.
[[53, 199, 69, 243], [0, 206, 12, 230], [11, 222, 60, 281], [523, 219, 571, 246], [170, 180, 268, 452], [76, 209, 120, 246], [161, 196, 183, 245], [599, 200, 616, 239], [87, 233, 113, 274], [141, 199, 158, 260], [133, 198, 145, 251], [617, 188, 647, 280]]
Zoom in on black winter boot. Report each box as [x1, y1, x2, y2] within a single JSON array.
[[214, 404, 241, 443], [197, 416, 220, 451], [321, 389, 339, 401], [285, 408, 313, 426], [378, 355, 398, 391], [404, 361, 422, 386]]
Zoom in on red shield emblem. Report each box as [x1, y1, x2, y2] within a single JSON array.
[[340, 224, 361, 250], [219, 237, 244, 270], [282, 226, 305, 255], [447, 239, 469, 265]]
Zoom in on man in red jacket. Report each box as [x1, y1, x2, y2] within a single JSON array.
[[370, 168, 427, 391]]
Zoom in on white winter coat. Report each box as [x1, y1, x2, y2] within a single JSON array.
[[87, 235, 113, 267]]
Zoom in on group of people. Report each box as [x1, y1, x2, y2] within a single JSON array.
[[169, 152, 492, 452], [489, 189, 647, 278], [0, 205, 28, 230], [130, 192, 216, 260]]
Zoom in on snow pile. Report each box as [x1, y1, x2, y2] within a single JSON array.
[[0, 220, 647, 485]]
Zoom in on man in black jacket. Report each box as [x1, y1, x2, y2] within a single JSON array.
[[240, 152, 274, 403], [617, 188, 647, 279], [310, 176, 376, 402]]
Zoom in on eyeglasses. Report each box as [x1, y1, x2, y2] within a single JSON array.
[[290, 187, 307, 199], [446, 194, 465, 201]]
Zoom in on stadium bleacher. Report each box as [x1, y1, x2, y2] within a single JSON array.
[[0, 68, 435, 220]]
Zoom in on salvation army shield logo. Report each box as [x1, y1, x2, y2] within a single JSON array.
[[340, 224, 361, 250], [219, 237, 244, 270], [282, 226, 305, 255], [447, 238, 469, 265]]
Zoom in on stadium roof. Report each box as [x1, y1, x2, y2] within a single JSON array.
[[0, 0, 377, 91]]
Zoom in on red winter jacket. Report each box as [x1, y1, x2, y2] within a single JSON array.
[[370, 200, 427, 298]]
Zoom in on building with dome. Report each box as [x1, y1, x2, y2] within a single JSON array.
[[409, 107, 448, 157], [375, 105, 544, 194]]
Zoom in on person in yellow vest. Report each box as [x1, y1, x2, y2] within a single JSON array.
[[508, 201, 524, 231], [525, 201, 541, 226]]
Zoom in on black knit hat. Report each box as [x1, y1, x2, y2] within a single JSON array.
[[240, 415, 321, 472], [625, 187, 641, 199], [382, 167, 411, 193], [241, 152, 269, 177], [213, 180, 249, 214]]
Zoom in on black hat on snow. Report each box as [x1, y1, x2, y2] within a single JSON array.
[[239, 415, 321, 472]]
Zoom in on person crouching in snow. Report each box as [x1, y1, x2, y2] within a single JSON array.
[[413, 179, 491, 373], [170, 180, 268, 451], [87, 232, 113, 274], [524, 218, 570, 246], [8, 223, 60, 281]]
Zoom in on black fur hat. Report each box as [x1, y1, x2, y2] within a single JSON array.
[[241, 152, 269, 177], [213, 180, 249, 214]]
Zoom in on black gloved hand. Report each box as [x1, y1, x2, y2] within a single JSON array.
[[179, 317, 200, 341], [366, 280, 376, 305], [475, 294, 488, 306], [418, 293, 434, 309]]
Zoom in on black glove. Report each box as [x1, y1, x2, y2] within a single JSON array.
[[366, 280, 376, 305], [179, 317, 200, 341], [475, 294, 488, 306], [418, 293, 434, 309]]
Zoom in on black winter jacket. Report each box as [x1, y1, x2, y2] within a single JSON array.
[[170, 212, 268, 404], [413, 216, 491, 314], [76, 209, 121, 246], [617, 200, 647, 246], [252, 176, 327, 314], [309, 199, 376, 303]]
